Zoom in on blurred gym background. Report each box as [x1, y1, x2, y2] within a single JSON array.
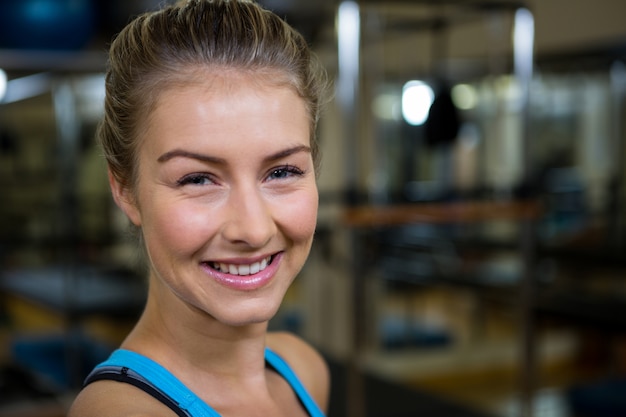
[[1, 1, 625, 416]]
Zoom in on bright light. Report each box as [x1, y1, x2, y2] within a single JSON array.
[[402, 80, 434, 126], [513, 8, 534, 83], [1, 72, 52, 104], [336, 1, 360, 108], [0, 69, 6, 102], [451, 83, 478, 110]]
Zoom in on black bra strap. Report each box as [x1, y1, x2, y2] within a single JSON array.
[[84, 366, 192, 417]]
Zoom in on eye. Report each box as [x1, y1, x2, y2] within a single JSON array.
[[177, 173, 215, 186], [266, 165, 305, 181]]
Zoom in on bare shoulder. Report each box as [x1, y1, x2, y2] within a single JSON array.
[[67, 379, 175, 417], [266, 331, 330, 412]]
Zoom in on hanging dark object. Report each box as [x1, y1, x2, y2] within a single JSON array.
[[424, 83, 460, 148], [423, 15, 461, 149]]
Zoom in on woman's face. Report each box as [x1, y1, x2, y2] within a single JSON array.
[[112, 73, 318, 326]]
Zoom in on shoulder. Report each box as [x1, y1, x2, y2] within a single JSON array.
[[266, 331, 330, 413], [67, 379, 174, 417]]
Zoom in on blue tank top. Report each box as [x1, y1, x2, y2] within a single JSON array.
[[83, 348, 325, 417]]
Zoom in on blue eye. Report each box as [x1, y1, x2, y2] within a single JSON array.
[[267, 165, 304, 181], [177, 174, 214, 186]]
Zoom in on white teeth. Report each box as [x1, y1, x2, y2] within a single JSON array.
[[212, 256, 272, 276]]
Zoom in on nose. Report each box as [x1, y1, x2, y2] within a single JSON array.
[[221, 185, 277, 248]]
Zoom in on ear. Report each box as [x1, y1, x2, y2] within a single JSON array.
[[108, 169, 142, 226]]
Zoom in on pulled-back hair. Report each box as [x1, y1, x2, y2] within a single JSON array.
[[99, 0, 328, 190]]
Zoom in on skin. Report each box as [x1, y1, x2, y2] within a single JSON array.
[[68, 72, 329, 417]]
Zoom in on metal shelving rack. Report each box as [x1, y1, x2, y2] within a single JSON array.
[[334, 2, 537, 416]]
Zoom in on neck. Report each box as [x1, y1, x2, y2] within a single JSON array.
[[121, 276, 270, 379]]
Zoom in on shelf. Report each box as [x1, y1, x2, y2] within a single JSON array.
[[0, 265, 145, 318], [535, 290, 626, 332], [342, 200, 543, 228], [0, 49, 106, 73]]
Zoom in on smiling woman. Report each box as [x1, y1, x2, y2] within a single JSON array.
[[67, 1, 330, 417], [119, 80, 318, 324]]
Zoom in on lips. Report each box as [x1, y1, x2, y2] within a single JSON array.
[[209, 255, 272, 276], [201, 253, 280, 291]]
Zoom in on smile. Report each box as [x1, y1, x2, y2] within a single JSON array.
[[209, 255, 273, 276]]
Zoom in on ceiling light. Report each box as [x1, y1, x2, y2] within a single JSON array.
[[0, 69, 7, 102], [402, 80, 433, 126]]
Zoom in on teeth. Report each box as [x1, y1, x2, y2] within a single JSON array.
[[212, 256, 271, 276]]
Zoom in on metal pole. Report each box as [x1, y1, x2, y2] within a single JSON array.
[[53, 78, 82, 388], [513, 7, 536, 417], [337, 2, 366, 416], [337, 0, 361, 205], [609, 61, 625, 251]]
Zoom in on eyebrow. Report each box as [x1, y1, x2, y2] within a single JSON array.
[[157, 145, 311, 164]]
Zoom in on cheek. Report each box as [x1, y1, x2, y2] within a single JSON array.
[[142, 200, 216, 253], [280, 190, 319, 242]]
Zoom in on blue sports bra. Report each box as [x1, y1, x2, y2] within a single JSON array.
[[83, 348, 325, 417]]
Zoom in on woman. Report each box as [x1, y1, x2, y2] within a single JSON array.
[[68, 0, 330, 416]]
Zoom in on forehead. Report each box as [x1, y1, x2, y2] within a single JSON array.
[[140, 67, 303, 122], [151, 70, 304, 119], [138, 72, 309, 154], [166, 66, 299, 98]]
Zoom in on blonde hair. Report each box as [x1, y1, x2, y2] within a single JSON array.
[[99, 0, 329, 190]]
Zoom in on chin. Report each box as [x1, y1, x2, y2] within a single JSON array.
[[215, 302, 281, 328]]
